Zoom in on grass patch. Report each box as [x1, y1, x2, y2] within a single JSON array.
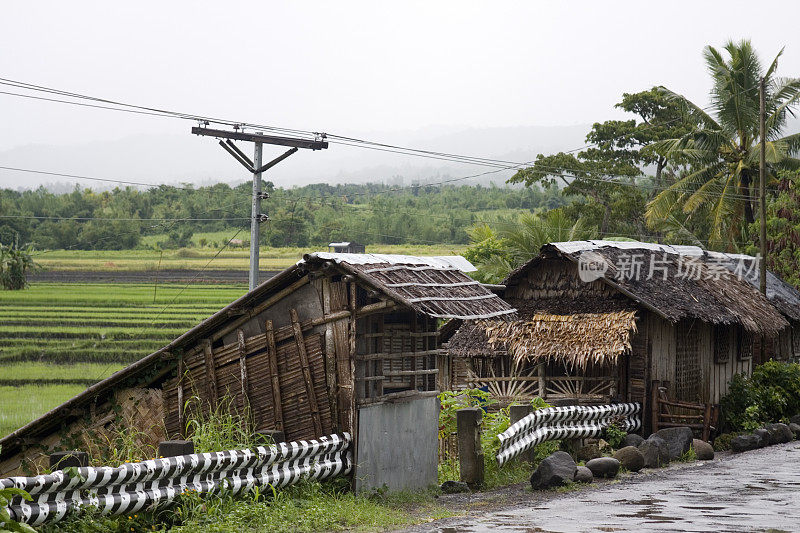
[[33, 244, 467, 272], [0, 384, 87, 437], [0, 362, 125, 382], [40, 396, 453, 533], [43, 482, 451, 533]]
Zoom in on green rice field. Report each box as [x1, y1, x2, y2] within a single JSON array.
[[0, 282, 247, 438], [32, 244, 466, 271]]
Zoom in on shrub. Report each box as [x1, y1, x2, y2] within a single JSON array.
[[601, 422, 627, 449], [712, 432, 741, 452], [720, 361, 800, 431], [0, 242, 38, 290], [0, 486, 37, 532]]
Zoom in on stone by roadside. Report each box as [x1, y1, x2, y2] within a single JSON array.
[[405, 447, 758, 532]]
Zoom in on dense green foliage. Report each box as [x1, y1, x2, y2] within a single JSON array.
[[647, 40, 800, 248], [720, 361, 800, 431], [0, 182, 563, 250], [0, 242, 37, 290], [745, 170, 800, 287], [0, 487, 36, 533], [464, 209, 598, 283]]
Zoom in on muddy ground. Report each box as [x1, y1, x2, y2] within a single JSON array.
[[405, 442, 800, 532]]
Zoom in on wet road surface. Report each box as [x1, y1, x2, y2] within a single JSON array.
[[421, 442, 800, 532]]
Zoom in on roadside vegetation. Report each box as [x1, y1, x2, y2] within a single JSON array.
[[36, 398, 453, 533], [437, 389, 559, 489], [720, 361, 800, 432]]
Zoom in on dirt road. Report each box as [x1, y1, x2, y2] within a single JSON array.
[[413, 442, 800, 532]]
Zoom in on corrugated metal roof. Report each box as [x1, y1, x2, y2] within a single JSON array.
[[301, 253, 477, 272]]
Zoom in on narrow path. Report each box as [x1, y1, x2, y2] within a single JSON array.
[[413, 442, 800, 532]]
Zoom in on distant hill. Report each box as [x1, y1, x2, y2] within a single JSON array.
[[0, 124, 589, 191]]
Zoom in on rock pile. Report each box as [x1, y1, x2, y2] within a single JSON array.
[[731, 422, 798, 453]]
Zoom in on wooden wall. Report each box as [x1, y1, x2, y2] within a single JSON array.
[[640, 313, 752, 406]]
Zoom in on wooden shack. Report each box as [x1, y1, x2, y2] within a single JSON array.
[[445, 241, 788, 433], [328, 241, 366, 254], [0, 253, 514, 488]]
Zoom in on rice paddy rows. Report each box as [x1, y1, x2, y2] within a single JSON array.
[[0, 282, 246, 438]]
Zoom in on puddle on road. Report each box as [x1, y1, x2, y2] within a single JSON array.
[[427, 443, 800, 533]]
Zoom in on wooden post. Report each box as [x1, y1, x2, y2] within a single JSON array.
[[203, 339, 218, 410], [348, 282, 359, 492], [650, 379, 661, 434], [290, 309, 323, 436], [330, 281, 354, 434], [265, 320, 284, 432], [237, 330, 250, 410], [457, 408, 484, 488], [177, 354, 185, 438], [321, 278, 340, 427], [702, 402, 713, 442], [538, 363, 546, 399]]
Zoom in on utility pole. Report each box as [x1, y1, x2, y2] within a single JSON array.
[[759, 76, 767, 364], [192, 126, 328, 291], [759, 77, 767, 297], [251, 142, 263, 293]]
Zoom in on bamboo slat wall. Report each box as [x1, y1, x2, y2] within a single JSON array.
[[162, 318, 334, 442]]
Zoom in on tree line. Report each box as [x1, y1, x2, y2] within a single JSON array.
[[0, 181, 564, 250]]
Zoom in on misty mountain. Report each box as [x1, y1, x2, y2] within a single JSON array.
[[0, 124, 590, 191]]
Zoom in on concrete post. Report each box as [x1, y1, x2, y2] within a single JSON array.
[[457, 407, 484, 488], [254, 429, 285, 445], [158, 440, 195, 457], [509, 404, 533, 462], [49, 450, 88, 470]]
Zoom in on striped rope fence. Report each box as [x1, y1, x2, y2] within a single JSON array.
[[496, 403, 641, 466], [0, 432, 351, 526]]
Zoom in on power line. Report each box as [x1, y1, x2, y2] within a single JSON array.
[[1, 215, 250, 222], [2, 76, 760, 174]]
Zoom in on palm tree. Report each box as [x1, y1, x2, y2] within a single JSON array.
[[466, 210, 596, 283], [646, 40, 800, 248]]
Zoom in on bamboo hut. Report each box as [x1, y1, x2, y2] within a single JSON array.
[[445, 241, 789, 432], [0, 253, 515, 486]]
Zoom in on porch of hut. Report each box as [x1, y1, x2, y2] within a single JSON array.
[[445, 299, 637, 406]]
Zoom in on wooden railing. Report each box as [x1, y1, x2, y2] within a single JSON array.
[[650, 380, 718, 441], [464, 366, 618, 403]]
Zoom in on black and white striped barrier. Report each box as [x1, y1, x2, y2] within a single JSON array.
[[496, 404, 641, 466], [0, 433, 351, 526]]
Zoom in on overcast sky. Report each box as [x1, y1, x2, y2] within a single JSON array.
[[1, 1, 799, 189]]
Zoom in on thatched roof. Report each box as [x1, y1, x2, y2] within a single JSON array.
[[704, 251, 800, 322], [447, 298, 637, 368], [505, 242, 788, 336], [303, 253, 517, 320]]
